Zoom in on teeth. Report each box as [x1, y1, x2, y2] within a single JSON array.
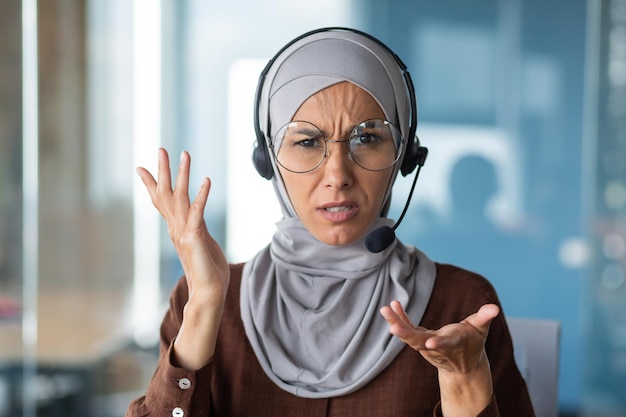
[[325, 206, 352, 212]]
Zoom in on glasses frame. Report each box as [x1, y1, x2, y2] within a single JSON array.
[[269, 119, 406, 174]]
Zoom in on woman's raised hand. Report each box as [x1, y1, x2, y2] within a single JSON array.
[[136, 148, 230, 369], [380, 302, 499, 416]]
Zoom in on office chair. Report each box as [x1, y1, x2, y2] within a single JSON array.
[[506, 317, 561, 417]]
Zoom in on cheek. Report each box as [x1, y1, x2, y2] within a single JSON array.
[[366, 173, 394, 208], [288, 185, 307, 214], [278, 170, 313, 215]]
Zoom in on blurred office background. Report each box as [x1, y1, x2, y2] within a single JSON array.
[[1, 0, 625, 415]]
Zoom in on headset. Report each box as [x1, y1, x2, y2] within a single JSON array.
[[251, 27, 428, 252], [252, 26, 427, 181]]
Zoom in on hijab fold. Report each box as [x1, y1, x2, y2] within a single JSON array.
[[241, 218, 436, 398]]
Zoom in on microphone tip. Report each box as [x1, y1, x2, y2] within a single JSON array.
[[365, 226, 396, 253]]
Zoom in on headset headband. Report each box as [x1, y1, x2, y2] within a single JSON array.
[[252, 27, 420, 180]]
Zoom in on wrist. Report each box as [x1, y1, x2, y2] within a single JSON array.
[[185, 287, 226, 312], [438, 357, 493, 417], [173, 293, 225, 371]]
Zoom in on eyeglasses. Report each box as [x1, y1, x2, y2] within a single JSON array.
[[270, 119, 404, 173]]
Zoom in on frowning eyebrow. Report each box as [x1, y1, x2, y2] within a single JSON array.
[[291, 127, 324, 138], [290, 123, 354, 140]]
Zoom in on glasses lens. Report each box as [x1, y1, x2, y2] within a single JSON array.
[[273, 121, 325, 173], [349, 120, 402, 171], [272, 119, 403, 173]]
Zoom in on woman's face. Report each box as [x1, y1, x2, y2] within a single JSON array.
[[277, 82, 395, 246]]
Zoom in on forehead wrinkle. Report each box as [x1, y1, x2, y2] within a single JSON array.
[[327, 119, 360, 141], [297, 83, 385, 140]]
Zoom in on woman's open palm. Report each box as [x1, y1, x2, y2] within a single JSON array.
[[136, 148, 230, 308], [380, 301, 498, 375]]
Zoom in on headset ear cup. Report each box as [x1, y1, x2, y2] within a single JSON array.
[[400, 136, 419, 176], [400, 136, 428, 176], [252, 140, 274, 180]]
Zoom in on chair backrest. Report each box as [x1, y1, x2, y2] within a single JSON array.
[[506, 317, 561, 417]]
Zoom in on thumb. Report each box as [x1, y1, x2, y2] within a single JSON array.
[[463, 304, 500, 336]]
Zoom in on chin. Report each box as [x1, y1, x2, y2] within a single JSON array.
[[316, 228, 363, 247]]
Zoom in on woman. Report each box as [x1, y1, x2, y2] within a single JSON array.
[[128, 28, 535, 417]]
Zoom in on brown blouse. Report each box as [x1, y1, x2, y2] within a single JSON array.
[[126, 262, 535, 417]]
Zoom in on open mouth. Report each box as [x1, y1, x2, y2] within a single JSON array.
[[323, 205, 354, 213]]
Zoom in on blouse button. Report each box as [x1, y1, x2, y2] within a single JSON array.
[[172, 407, 184, 417], [178, 378, 192, 390]]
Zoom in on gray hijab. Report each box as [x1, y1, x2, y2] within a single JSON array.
[[240, 29, 436, 398]]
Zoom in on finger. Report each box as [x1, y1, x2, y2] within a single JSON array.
[[423, 332, 461, 350], [156, 148, 173, 196], [463, 304, 500, 336], [380, 305, 431, 349], [174, 151, 192, 224], [389, 300, 414, 327], [136, 166, 157, 193], [380, 305, 406, 334], [380, 302, 418, 334], [188, 177, 211, 227], [136, 167, 164, 212]]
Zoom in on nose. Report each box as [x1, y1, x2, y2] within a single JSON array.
[[322, 140, 354, 189]]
